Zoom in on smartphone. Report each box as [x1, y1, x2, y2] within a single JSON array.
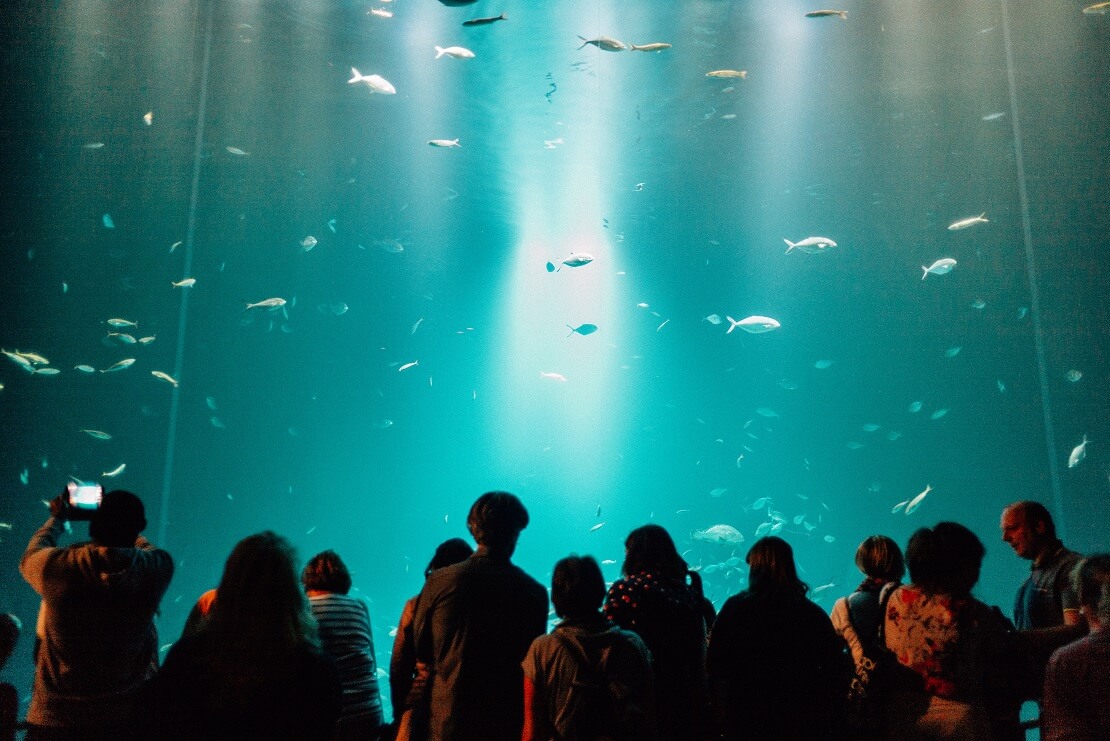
[[67, 482, 103, 512]]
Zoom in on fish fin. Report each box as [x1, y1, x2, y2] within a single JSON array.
[[921, 266, 928, 280], [840, 11, 848, 18], [435, 46, 445, 59], [783, 238, 795, 253], [980, 212, 989, 221], [726, 316, 739, 334], [577, 35, 589, 49], [566, 325, 576, 337], [348, 68, 362, 83], [500, 13, 507, 20]]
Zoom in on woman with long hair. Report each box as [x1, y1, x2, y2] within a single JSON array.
[[603, 524, 711, 740], [707, 536, 847, 740], [146, 532, 341, 738]]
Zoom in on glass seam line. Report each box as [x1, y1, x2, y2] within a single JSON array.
[[157, 0, 214, 547], [999, 0, 1065, 538]]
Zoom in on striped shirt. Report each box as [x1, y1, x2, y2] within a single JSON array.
[[309, 593, 384, 726]]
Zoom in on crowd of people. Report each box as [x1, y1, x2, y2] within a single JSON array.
[[7, 489, 1110, 740]]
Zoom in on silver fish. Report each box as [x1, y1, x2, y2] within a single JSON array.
[[577, 35, 627, 52], [100, 358, 136, 373]]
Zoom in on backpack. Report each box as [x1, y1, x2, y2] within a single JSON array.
[[844, 582, 898, 729], [550, 631, 640, 741]]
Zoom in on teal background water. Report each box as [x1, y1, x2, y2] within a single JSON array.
[[1, 0, 1107, 723]]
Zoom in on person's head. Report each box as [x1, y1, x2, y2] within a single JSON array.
[[466, 492, 529, 553], [0, 613, 20, 670], [622, 524, 686, 582], [552, 555, 606, 620], [210, 531, 316, 651], [1001, 501, 1057, 561], [89, 490, 146, 547], [425, 537, 474, 577], [1072, 554, 1110, 631], [746, 536, 808, 598], [855, 535, 906, 582], [906, 522, 985, 595], [301, 550, 352, 595]]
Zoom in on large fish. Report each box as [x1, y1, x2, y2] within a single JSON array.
[[726, 315, 781, 334], [693, 524, 744, 544], [347, 68, 396, 95], [784, 236, 837, 254]]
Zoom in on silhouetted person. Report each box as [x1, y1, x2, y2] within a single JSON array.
[[1000, 501, 1085, 697], [707, 536, 846, 741], [1042, 554, 1110, 741], [146, 531, 341, 739], [410, 492, 548, 741], [830, 534, 905, 733], [884, 522, 1021, 740], [390, 538, 473, 738], [20, 489, 173, 740], [0, 613, 20, 741], [303, 550, 384, 740], [604, 524, 711, 741], [523, 555, 656, 741]]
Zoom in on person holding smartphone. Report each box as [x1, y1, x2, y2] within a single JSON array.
[[18, 487, 174, 741]]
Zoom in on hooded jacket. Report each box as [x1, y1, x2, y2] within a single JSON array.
[[19, 517, 173, 730]]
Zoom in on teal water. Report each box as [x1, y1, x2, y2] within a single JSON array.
[[1, 0, 1107, 721]]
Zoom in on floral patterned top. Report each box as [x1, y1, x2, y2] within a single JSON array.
[[884, 584, 1012, 701]]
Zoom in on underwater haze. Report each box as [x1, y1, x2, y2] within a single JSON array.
[[1, 0, 1108, 721]]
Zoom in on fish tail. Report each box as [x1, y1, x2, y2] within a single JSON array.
[[921, 266, 928, 280], [839, 11, 848, 18], [726, 317, 738, 334], [577, 36, 588, 49], [500, 13, 507, 20], [435, 46, 446, 59], [566, 325, 575, 337], [348, 67, 362, 83], [980, 212, 989, 221], [783, 238, 795, 253]]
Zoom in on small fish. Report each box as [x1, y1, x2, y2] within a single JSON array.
[[706, 70, 747, 79], [138, 336, 156, 344], [567, 323, 599, 337], [107, 318, 138, 327], [463, 13, 507, 26], [143, 111, 154, 126], [373, 419, 393, 430], [630, 42, 671, 52], [709, 488, 729, 498], [33, 368, 61, 375], [374, 238, 405, 253], [981, 112, 1006, 121], [108, 332, 137, 344], [398, 361, 419, 372], [172, 278, 197, 288], [1083, 1, 1110, 13], [327, 219, 337, 233], [152, 371, 179, 387], [348, 68, 397, 94], [705, 314, 722, 325], [726, 315, 781, 334], [945, 346, 962, 357], [1066, 369, 1082, 383], [814, 359, 834, 369], [540, 371, 568, 382], [75, 365, 96, 373], [656, 319, 670, 332], [244, 297, 287, 310], [83, 142, 105, 149], [435, 45, 475, 59], [589, 522, 606, 532], [823, 535, 836, 543], [971, 298, 987, 309], [2, 350, 35, 372], [1017, 307, 1029, 320], [805, 10, 848, 19], [751, 497, 771, 510], [947, 213, 989, 230], [225, 146, 249, 156], [997, 380, 1006, 393], [904, 485, 932, 515], [755, 407, 778, 418], [20, 469, 29, 485], [300, 236, 317, 251], [411, 317, 424, 335], [847, 441, 866, 450], [170, 240, 183, 252], [577, 35, 627, 52], [891, 500, 908, 514], [103, 463, 126, 477], [1068, 436, 1089, 468], [82, 429, 113, 440], [784, 236, 837, 254], [210, 417, 226, 429], [862, 423, 881, 432], [908, 401, 923, 413], [921, 258, 957, 279], [102, 213, 115, 229], [930, 408, 949, 420], [428, 139, 461, 148], [100, 358, 136, 373], [369, 7, 392, 18], [14, 350, 49, 365]]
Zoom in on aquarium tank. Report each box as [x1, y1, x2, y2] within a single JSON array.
[[1, 0, 1107, 728]]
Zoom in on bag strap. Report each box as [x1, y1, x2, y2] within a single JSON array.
[[552, 629, 602, 677], [875, 582, 898, 646]]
